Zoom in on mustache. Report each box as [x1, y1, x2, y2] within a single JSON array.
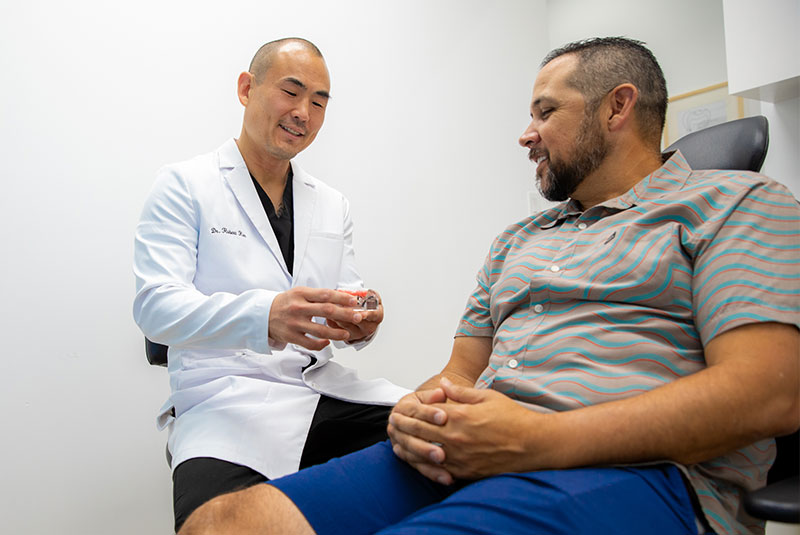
[[528, 148, 548, 162]]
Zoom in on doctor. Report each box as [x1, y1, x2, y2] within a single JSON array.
[[133, 37, 408, 532]]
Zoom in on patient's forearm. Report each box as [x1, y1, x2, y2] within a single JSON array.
[[416, 336, 492, 392], [529, 323, 800, 469]]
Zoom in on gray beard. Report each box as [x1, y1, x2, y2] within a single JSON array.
[[537, 117, 609, 202]]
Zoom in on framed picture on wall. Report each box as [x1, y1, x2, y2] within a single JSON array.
[[663, 82, 744, 147]]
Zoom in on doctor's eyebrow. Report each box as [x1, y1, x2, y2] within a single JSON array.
[[283, 77, 331, 100]]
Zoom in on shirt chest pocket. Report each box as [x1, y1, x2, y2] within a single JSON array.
[[298, 232, 344, 288], [568, 225, 693, 312]]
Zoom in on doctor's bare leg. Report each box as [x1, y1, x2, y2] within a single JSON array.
[[179, 484, 313, 535]]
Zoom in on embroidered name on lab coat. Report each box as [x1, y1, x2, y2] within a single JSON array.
[[210, 227, 247, 238]]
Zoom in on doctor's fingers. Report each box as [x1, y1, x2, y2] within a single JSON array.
[[292, 335, 331, 352], [300, 300, 367, 326], [293, 286, 359, 307], [275, 288, 360, 322], [270, 320, 350, 351], [297, 320, 351, 343], [327, 319, 371, 342], [357, 307, 384, 324]]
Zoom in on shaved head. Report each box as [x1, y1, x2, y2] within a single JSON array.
[[249, 38, 324, 84]]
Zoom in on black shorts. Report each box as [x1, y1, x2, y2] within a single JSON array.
[[172, 395, 392, 532]]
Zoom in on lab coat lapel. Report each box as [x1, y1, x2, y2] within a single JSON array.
[[291, 163, 316, 280], [219, 140, 288, 275]]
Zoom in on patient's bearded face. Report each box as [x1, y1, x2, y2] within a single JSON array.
[[534, 110, 609, 202]]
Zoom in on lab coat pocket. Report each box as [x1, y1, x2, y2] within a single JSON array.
[[156, 401, 175, 431], [171, 376, 233, 417], [300, 232, 344, 288]]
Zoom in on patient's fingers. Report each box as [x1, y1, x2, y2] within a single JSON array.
[[392, 389, 447, 426], [388, 424, 454, 485], [389, 411, 446, 446]]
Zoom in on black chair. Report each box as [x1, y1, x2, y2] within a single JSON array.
[[145, 338, 168, 367], [744, 431, 800, 524], [664, 115, 769, 173], [666, 115, 799, 525]]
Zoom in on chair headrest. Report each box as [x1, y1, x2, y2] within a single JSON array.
[[664, 115, 769, 173]]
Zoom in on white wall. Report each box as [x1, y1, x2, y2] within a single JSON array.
[[722, 0, 800, 198], [546, 0, 729, 96], [722, 0, 800, 97], [0, 1, 547, 533], [758, 96, 800, 198]]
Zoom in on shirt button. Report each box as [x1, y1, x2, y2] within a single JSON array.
[[550, 265, 560, 273], [578, 223, 587, 230], [533, 304, 544, 313], [508, 359, 519, 369]]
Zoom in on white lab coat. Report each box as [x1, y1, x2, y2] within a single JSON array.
[[133, 139, 409, 478]]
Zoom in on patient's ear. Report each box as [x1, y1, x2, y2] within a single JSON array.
[[606, 83, 638, 132]]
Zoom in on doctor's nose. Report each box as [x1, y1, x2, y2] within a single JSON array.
[[293, 99, 310, 123]]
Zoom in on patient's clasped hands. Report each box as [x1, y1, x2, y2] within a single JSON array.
[[388, 377, 544, 485]]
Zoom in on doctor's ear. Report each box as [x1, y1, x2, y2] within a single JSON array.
[[237, 71, 255, 106]]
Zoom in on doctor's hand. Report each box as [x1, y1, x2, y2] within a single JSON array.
[[268, 287, 365, 351], [327, 290, 384, 344]]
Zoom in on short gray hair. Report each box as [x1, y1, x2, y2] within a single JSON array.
[[542, 37, 668, 148]]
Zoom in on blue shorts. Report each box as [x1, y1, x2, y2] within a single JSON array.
[[269, 440, 701, 535]]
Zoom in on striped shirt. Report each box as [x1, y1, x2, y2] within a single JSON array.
[[457, 151, 800, 534]]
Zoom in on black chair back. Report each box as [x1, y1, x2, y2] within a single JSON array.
[[743, 430, 800, 523], [664, 115, 769, 173], [145, 338, 168, 367]]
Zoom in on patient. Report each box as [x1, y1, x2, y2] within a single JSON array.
[[180, 36, 800, 535]]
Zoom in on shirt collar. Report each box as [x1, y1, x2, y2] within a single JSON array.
[[532, 150, 693, 229], [612, 150, 693, 207]]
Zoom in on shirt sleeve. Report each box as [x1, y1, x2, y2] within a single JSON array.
[[132, 165, 277, 353], [456, 243, 499, 338], [689, 175, 800, 345]]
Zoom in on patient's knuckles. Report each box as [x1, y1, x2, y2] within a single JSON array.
[[393, 399, 419, 417], [445, 430, 470, 448]]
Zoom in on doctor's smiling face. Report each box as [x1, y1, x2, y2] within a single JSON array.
[[237, 40, 331, 166]]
